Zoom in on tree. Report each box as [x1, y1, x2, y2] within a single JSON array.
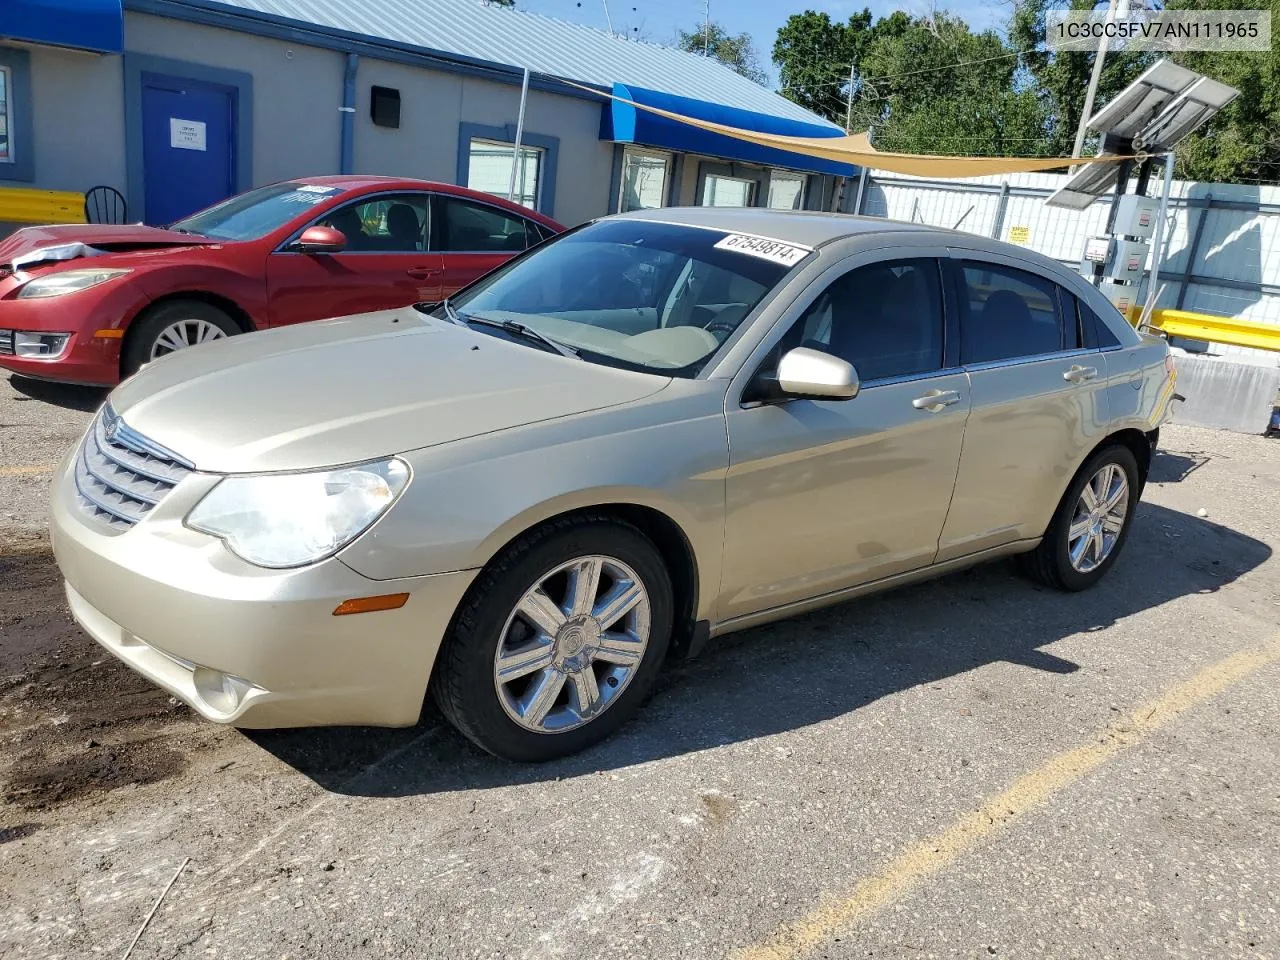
[[1163, 0, 1280, 182], [678, 22, 767, 85], [772, 9, 880, 126], [1009, 0, 1155, 157]]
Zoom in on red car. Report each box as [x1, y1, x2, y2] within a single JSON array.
[[0, 177, 563, 385]]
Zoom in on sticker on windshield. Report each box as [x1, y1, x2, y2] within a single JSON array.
[[713, 233, 811, 267], [295, 184, 341, 194]]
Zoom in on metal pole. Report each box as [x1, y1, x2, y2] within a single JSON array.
[[1141, 151, 1175, 308], [854, 167, 868, 214], [507, 67, 530, 204], [703, 0, 710, 55], [845, 60, 856, 133], [1072, 0, 1122, 160], [601, 0, 614, 37]]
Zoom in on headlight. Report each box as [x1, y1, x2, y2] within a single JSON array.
[[186, 458, 410, 568], [17, 268, 131, 299]]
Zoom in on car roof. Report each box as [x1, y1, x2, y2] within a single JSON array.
[[612, 205, 1075, 280], [276, 176, 564, 228]]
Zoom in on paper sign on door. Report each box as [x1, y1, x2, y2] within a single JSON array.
[[169, 118, 207, 151]]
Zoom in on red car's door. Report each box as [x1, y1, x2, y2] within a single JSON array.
[[265, 192, 443, 325], [431, 194, 540, 295]]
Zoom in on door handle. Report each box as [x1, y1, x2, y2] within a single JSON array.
[[912, 389, 962, 411], [1063, 364, 1098, 383], [406, 266, 443, 279]]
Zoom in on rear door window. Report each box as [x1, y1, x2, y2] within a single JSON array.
[[958, 262, 1066, 364], [434, 196, 531, 253]]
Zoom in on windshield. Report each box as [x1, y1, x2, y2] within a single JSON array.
[[170, 182, 346, 240], [444, 219, 807, 377]]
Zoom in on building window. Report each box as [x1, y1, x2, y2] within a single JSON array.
[[0, 65, 12, 165], [702, 174, 755, 207], [619, 148, 671, 213], [768, 171, 807, 210], [467, 138, 542, 210]]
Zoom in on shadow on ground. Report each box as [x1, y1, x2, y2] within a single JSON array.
[[249, 499, 1271, 796], [8, 376, 107, 412]]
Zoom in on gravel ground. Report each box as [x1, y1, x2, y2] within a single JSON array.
[[1, 372, 1278, 960]]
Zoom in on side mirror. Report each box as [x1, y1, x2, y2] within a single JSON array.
[[293, 225, 346, 254], [771, 346, 860, 401]]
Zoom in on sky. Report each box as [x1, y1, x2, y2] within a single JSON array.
[[518, 0, 1016, 87]]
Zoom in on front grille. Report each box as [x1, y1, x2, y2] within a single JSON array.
[[74, 405, 194, 532], [0, 329, 13, 355]]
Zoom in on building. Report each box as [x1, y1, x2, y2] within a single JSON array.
[[0, 0, 854, 228]]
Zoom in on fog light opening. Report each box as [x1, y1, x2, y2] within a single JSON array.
[[192, 667, 257, 714], [14, 331, 71, 359]]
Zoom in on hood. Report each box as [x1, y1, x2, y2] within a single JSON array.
[[0, 223, 217, 272], [108, 308, 670, 473]]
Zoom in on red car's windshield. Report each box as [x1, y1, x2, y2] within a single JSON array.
[[170, 182, 346, 240]]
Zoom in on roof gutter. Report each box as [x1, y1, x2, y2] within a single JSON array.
[[340, 52, 358, 174]]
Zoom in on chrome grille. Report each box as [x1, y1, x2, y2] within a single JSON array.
[[0, 330, 13, 355], [74, 405, 194, 532]]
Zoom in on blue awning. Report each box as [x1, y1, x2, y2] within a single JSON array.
[[601, 83, 855, 178], [2, 0, 124, 55]]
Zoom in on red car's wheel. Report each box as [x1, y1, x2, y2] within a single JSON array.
[[123, 300, 240, 377]]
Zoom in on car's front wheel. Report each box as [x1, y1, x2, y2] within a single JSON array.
[[432, 516, 674, 761], [123, 300, 240, 377], [1020, 444, 1140, 591]]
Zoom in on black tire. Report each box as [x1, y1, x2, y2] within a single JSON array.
[[122, 300, 240, 377], [1019, 444, 1140, 592], [432, 515, 674, 762]]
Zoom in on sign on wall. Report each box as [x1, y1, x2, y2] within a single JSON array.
[[169, 117, 207, 152]]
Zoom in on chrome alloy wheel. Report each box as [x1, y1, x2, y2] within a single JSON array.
[[494, 555, 651, 734], [1068, 463, 1130, 573], [149, 318, 229, 359]]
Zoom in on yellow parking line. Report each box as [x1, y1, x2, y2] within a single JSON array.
[[0, 464, 57, 477], [733, 643, 1280, 960]]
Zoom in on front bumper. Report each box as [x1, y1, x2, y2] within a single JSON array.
[[0, 272, 147, 385], [50, 449, 477, 728]]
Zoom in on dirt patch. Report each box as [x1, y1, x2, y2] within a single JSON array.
[[4, 739, 188, 810], [0, 539, 195, 812]]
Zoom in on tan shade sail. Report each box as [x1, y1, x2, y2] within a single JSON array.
[[567, 79, 1134, 178]]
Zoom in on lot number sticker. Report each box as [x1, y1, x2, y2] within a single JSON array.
[[714, 234, 811, 267], [1008, 225, 1030, 245], [169, 118, 207, 151]]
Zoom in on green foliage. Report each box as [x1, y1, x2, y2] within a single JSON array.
[[1009, 0, 1154, 156], [768, 1, 1280, 182], [1163, 0, 1280, 182], [678, 21, 768, 85], [772, 9, 879, 124]]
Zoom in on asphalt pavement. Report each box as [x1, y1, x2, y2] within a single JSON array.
[[0, 371, 1277, 960]]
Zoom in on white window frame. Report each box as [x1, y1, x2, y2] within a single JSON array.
[[467, 138, 544, 210], [617, 147, 673, 213], [702, 173, 756, 208], [0, 65, 12, 165], [768, 170, 808, 210]]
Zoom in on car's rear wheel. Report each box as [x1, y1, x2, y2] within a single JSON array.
[[432, 516, 674, 761], [123, 300, 240, 377], [1019, 444, 1140, 591]]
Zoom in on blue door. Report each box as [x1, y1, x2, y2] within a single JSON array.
[[140, 73, 235, 225]]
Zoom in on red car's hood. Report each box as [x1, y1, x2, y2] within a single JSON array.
[[0, 223, 218, 271]]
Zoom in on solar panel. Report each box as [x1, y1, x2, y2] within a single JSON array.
[[1046, 60, 1239, 210]]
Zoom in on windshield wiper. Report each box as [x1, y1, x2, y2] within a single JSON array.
[[463, 314, 580, 359]]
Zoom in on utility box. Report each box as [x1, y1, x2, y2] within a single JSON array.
[[1079, 236, 1111, 275], [1113, 195, 1160, 240], [1100, 279, 1138, 316], [1106, 238, 1150, 284]]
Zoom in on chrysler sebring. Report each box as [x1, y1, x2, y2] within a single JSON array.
[[50, 208, 1176, 760]]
